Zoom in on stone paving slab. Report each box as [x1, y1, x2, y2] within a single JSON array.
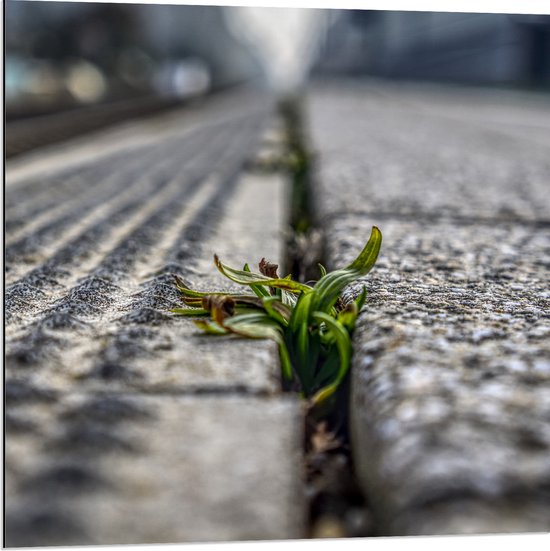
[[5, 393, 304, 546], [5, 91, 304, 546], [308, 80, 550, 224], [307, 80, 550, 535]]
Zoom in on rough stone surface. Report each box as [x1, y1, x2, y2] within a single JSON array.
[[5, 90, 304, 546], [308, 80, 550, 224], [5, 394, 304, 546], [307, 80, 550, 535]]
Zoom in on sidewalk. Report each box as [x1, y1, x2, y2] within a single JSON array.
[[5, 90, 304, 546], [306, 79, 550, 535]]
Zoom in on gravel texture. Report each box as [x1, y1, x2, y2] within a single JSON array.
[[307, 79, 550, 535], [6, 394, 303, 546], [5, 90, 304, 546]]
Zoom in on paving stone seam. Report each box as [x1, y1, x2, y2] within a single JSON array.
[[317, 210, 550, 229]]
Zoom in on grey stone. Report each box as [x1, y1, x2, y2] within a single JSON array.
[[307, 81, 550, 535], [5, 394, 304, 546], [5, 92, 304, 545], [333, 217, 550, 535], [307, 80, 550, 224]]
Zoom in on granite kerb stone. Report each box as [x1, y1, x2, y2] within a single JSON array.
[[5, 95, 305, 546], [306, 82, 550, 535], [306, 81, 550, 225]]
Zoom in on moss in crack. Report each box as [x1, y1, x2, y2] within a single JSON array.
[[274, 97, 378, 538], [278, 97, 326, 285], [245, 96, 322, 282], [279, 97, 314, 236]]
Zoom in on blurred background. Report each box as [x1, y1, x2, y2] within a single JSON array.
[[316, 10, 550, 86], [5, 2, 550, 152], [5, 1, 264, 119]]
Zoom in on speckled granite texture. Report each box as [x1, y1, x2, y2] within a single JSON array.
[[5, 91, 304, 546], [307, 80, 550, 535]]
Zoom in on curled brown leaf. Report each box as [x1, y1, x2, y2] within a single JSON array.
[[202, 295, 235, 324], [259, 258, 279, 278]]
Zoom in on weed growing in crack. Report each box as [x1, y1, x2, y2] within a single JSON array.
[[171, 226, 382, 407]]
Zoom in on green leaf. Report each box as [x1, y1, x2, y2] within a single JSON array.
[[174, 277, 216, 298], [337, 302, 359, 333], [222, 311, 276, 328], [310, 312, 352, 405], [278, 340, 293, 381], [171, 225, 382, 409], [222, 312, 285, 342], [306, 331, 322, 386], [289, 291, 314, 333], [194, 319, 228, 335], [171, 307, 210, 316], [335, 287, 367, 332], [214, 255, 312, 294], [354, 287, 368, 312], [313, 346, 340, 388], [262, 296, 291, 326], [346, 226, 383, 273], [310, 380, 340, 406], [296, 321, 311, 390], [220, 312, 293, 381], [311, 226, 382, 313], [244, 263, 271, 298]]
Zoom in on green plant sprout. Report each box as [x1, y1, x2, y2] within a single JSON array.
[[172, 226, 382, 406]]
